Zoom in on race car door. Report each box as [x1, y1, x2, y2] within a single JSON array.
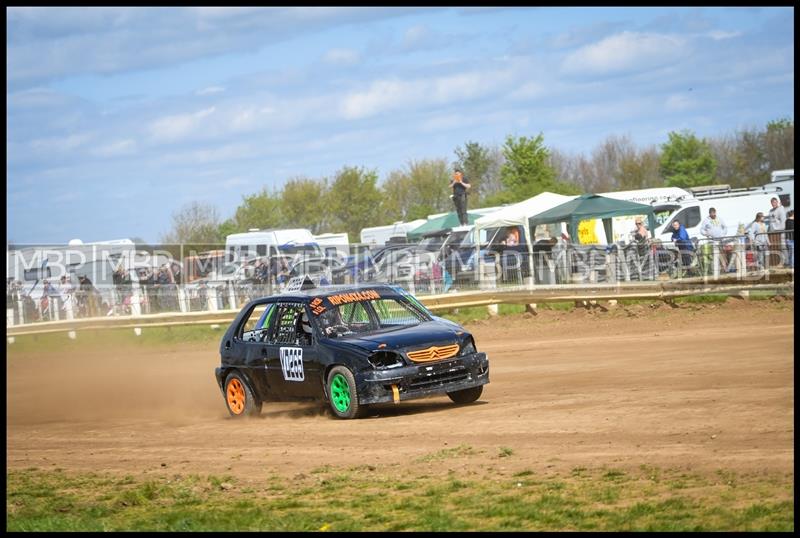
[[263, 302, 321, 399], [227, 301, 275, 399]]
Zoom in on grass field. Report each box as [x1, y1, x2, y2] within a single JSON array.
[[7, 462, 793, 531]]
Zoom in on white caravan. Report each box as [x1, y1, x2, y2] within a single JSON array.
[[312, 232, 350, 261], [359, 220, 426, 247], [225, 228, 322, 263]]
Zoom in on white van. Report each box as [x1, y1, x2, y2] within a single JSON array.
[[312, 232, 349, 261], [225, 228, 322, 263], [654, 191, 780, 242], [768, 169, 793, 211]]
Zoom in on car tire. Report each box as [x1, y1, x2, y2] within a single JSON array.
[[447, 385, 483, 405], [224, 371, 262, 417], [326, 366, 363, 419]]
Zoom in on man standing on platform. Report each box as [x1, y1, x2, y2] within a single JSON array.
[[449, 166, 471, 226]]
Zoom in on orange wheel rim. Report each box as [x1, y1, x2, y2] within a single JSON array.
[[226, 378, 245, 414]]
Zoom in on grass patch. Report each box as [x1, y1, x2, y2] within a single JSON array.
[[414, 444, 479, 463], [6, 467, 793, 531], [498, 446, 514, 458], [7, 324, 222, 354], [674, 294, 730, 304]]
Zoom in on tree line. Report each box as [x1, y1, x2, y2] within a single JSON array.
[[162, 118, 794, 246]]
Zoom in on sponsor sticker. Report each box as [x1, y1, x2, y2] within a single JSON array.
[[327, 289, 381, 306]]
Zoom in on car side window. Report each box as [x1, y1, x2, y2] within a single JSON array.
[[685, 207, 701, 228], [238, 303, 274, 342], [266, 303, 311, 346]]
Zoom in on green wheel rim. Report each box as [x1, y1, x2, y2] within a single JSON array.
[[330, 373, 351, 413]]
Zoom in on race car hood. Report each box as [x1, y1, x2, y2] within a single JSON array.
[[326, 321, 465, 353]]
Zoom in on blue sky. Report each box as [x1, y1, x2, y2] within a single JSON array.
[[6, 6, 795, 244]]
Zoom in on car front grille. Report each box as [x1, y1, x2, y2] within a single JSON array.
[[407, 363, 470, 391], [406, 344, 460, 363]]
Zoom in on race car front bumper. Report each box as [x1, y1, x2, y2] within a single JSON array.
[[356, 351, 489, 405]]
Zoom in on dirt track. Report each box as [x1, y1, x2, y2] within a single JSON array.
[[6, 299, 794, 482]]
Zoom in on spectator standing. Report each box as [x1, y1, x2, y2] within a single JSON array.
[[768, 197, 786, 266], [449, 167, 471, 226], [41, 279, 61, 320], [59, 275, 75, 317], [699, 207, 729, 272], [746, 212, 769, 269], [78, 275, 98, 317], [785, 210, 794, 269]]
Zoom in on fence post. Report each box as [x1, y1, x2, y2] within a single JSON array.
[[177, 286, 188, 313], [208, 286, 219, 311], [130, 282, 142, 317], [526, 250, 535, 289], [64, 294, 74, 320], [479, 259, 497, 290], [228, 281, 237, 310], [607, 251, 617, 284], [735, 240, 746, 279], [17, 298, 25, 325], [712, 243, 720, 279]]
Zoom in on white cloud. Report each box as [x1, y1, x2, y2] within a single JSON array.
[[196, 85, 226, 95], [552, 98, 652, 126], [403, 24, 430, 49], [91, 139, 138, 158], [665, 94, 695, 112], [340, 68, 514, 120], [30, 132, 93, 153], [508, 81, 546, 101], [707, 30, 741, 41], [149, 106, 216, 143], [562, 31, 688, 77], [323, 48, 360, 66]]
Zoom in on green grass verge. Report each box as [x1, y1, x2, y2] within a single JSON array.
[[7, 324, 222, 353], [7, 466, 793, 531]]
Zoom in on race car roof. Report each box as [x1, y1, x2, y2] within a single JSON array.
[[272, 282, 405, 303]]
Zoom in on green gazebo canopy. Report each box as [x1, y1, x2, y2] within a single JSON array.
[[407, 211, 482, 242], [528, 193, 657, 244]]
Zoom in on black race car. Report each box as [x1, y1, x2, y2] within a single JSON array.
[[214, 281, 489, 419]]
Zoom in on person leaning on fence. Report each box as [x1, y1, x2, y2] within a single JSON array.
[[633, 218, 649, 257], [746, 212, 769, 269], [785, 210, 794, 269], [670, 220, 695, 272], [699, 207, 729, 272], [768, 197, 786, 265]]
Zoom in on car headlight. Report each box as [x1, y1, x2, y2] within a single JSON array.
[[367, 351, 404, 369], [460, 339, 476, 355]]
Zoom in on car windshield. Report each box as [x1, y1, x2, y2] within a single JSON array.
[[317, 296, 431, 338]]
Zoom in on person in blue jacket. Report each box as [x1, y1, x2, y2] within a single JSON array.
[[670, 220, 695, 272]]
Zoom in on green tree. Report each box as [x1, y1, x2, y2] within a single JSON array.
[[379, 159, 453, 222], [229, 188, 283, 232], [659, 130, 717, 188], [327, 166, 383, 242], [454, 141, 502, 205], [763, 118, 794, 172], [618, 146, 664, 190], [499, 133, 578, 202], [280, 177, 330, 233], [160, 201, 223, 245]]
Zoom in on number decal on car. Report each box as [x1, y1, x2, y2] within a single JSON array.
[[280, 347, 305, 382]]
